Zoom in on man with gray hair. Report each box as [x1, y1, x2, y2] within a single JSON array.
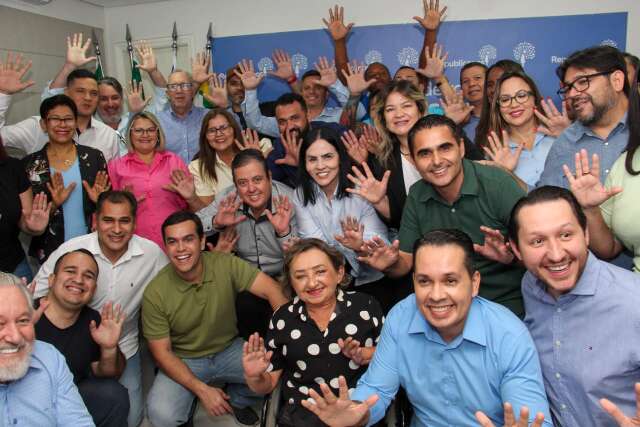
[[0, 272, 94, 425]]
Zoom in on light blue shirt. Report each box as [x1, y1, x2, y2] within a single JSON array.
[[536, 114, 628, 188], [352, 296, 551, 426], [292, 184, 388, 286], [463, 114, 480, 142], [522, 252, 640, 427], [156, 106, 209, 164], [53, 160, 87, 242], [510, 132, 555, 187], [0, 340, 94, 426]]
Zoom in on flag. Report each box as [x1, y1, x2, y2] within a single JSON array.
[[95, 61, 104, 80]]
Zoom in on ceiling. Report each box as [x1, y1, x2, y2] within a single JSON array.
[[79, 0, 171, 7]]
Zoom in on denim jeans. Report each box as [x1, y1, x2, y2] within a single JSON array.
[[119, 350, 143, 427], [78, 377, 130, 427], [12, 256, 33, 283], [146, 337, 260, 427]]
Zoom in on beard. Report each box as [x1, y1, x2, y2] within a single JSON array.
[[573, 92, 616, 127], [0, 341, 33, 382], [98, 110, 122, 126]]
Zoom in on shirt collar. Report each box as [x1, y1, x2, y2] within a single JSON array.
[[173, 253, 212, 292], [290, 289, 347, 323], [86, 232, 144, 264], [417, 158, 478, 203], [508, 132, 546, 149], [565, 112, 628, 143], [170, 106, 194, 119]]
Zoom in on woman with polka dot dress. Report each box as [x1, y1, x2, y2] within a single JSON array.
[[242, 239, 383, 427]]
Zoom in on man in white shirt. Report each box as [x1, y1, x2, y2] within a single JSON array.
[[33, 190, 168, 427]]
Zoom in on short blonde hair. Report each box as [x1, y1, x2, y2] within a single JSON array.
[[126, 111, 167, 152]]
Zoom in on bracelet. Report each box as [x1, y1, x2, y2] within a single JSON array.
[[287, 75, 297, 84], [276, 226, 292, 239]]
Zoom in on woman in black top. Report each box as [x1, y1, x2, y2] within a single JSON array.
[[242, 239, 383, 427], [0, 136, 51, 281]]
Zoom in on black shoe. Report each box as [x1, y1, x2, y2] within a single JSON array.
[[231, 405, 259, 426]]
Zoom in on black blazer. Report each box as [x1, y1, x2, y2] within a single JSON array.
[[23, 143, 107, 262]]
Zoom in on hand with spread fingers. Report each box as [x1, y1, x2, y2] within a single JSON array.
[[46, 172, 77, 209], [126, 81, 150, 114], [235, 128, 261, 152], [476, 402, 546, 427], [441, 90, 473, 125], [483, 130, 523, 172], [338, 337, 368, 365], [191, 51, 214, 85], [213, 192, 247, 229], [22, 192, 52, 235], [90, 301, 126, 350], [341, 61, 376, 97], [534, 98, 571, 138], [208, 226, 239, 254], [203, 74, 228, 109], [265, 195, 293, 237], [346, 163, 390, 206], [234, 59, 264, 91], [341, 130, 369, 164], [473, 226, 514, 264], [416, 43, 448, 80], [270, 49, 295, 81], [413, 0, 447, 31], [357, 237, 400, 271], [65, 33, 96, 68], [135, 40, 158, 73], [601, 383, 640, 426], [0, 51, 35, 95], [322, 5, 354, 41], [275, 129, 302, 167], [335, 216, 365, 252], [23, 277, 49, 324], [163, 169, 196, 201], [361, 125, 382, 155], [563, 149, 622, 209], [301, 375, 378, 427], [242, 332, 273, 379], [315, 56, 338, 88]]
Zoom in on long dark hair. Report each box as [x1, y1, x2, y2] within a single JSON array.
[[297, 126, 352, 206], [196, 108, 243, 183], [626, 66, 640, 175]]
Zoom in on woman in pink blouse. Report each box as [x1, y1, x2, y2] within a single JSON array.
[[108, 112, 201, 248]]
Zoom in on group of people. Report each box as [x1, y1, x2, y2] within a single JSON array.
[[1, 1, 640, 427]]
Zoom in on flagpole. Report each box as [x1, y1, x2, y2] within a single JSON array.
[[171, 22, 178, 74], [126, 24, 144, 99], [92, 29, 105, 80]]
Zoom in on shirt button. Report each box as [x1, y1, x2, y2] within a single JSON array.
[[555, 340, 561, 347], [561, 404, 567, 410], [451, 208, 456, 213], [445, 400, 450, 405], [605, 169, 610, 174], [555, 373, 561, 379], [604, 142, 609, 146], [557, 307, 562, 313]]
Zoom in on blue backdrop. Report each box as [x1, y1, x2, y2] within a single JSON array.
[[212, 12, 627, 106]]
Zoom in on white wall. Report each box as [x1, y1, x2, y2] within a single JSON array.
[[0, 0, 104, 27], [103, 0, 639, 82]]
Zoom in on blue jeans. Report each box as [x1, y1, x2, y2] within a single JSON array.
[[12, 256, 33, 283], [78, 377, 130, 427], [146, 338, 260, 427], [119, 350, 143, 427]]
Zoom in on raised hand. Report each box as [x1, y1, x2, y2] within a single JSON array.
[[335, 216, 365, 251], [208, 226, 239, 253], [357, 237, 400, 271], [413, 0, 447, 31], [65, 33, 96, 68], [441, 90, 473, 125], [0, 51, 35, 95], [346, 162, 390, 205], [473, 226, 514, 264], [341, 61, 375, 96], [191, 51, 214, 85], [417, 43, 448, 79], [282, 236, 301, 253], [600, 383, 640, 426], [270, 49, 295, 81], [203, 74, 228, 108], [242, 332, 273, 379], [534, 98, 571, 137], [265, 195, 293, 237], [23, 278, 49, 323], [275, 129, 301, 167], [341, 130, 368, 164], [322, 5, 354, 41], [476, 402, 546, 427], [89, 302, 125, 350], [234, 59, 264, 91], [163, 169, 196, 201], [46, 172, 76, 208], [235, 128, 261, 152], [22, 192, 51, 234], [213, 192, 247, 228], [483, 130, 523, 172], [338, 337, 367, 365], [301, 375, 377, 427], [126, 81, 150, 114], [563, 149, 623, 209], [135, 40, 158, 73], [361, 125, 382, 155], [315, 56, 338, 87], [122, 184, 146, 203], [83, 170, 111, 203]]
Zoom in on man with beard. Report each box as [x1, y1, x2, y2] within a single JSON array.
[[0, 272, 94, 425], [537, 46, 629, 188]]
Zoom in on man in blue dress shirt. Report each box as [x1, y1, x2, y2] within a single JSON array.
[[508, 186, 640, 427], [0, 273, 93, 426], [301, 229, 551, 427]]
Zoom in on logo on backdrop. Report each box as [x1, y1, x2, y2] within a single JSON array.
[[365, 49, 383, 65], [600, 39, 618, 48], [513, 41, 536, 67], [397, 47, 419, 67], [291, 53, 308, 77], [258, 57, 274, 74], [478, 45, 498, 66]]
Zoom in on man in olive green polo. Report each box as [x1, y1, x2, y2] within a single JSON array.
[[143, 211, 288, 426], [359, 115, 526, 316]]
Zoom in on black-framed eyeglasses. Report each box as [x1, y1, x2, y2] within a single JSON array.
[[167, 82, 193, 92], [556, 70, 614, 98], [131, 127, 158, 136], [498, 90, 534, 108], [46, 116, 76, 126], [206, 124, 231, 135]]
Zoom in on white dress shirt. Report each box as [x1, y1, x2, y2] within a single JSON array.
[[33, 232, 169, 358]]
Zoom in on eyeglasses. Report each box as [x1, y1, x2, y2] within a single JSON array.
[[556, 70, 614, 98], [131, 127, 158, 136], [167, 82, 194, 92], [46, 116, 75, 126], [206, 124, 231, 135], [498, 90, 534, 108]]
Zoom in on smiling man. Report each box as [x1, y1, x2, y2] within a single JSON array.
[[507, 186, 640, 427], [301, 229, 551, 427], [0, 272, 94, 426], [459, 61, 487, 141], [34, 190, 167, 427], [360, 115, 527, 316], [143, 211, 288, 426]]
